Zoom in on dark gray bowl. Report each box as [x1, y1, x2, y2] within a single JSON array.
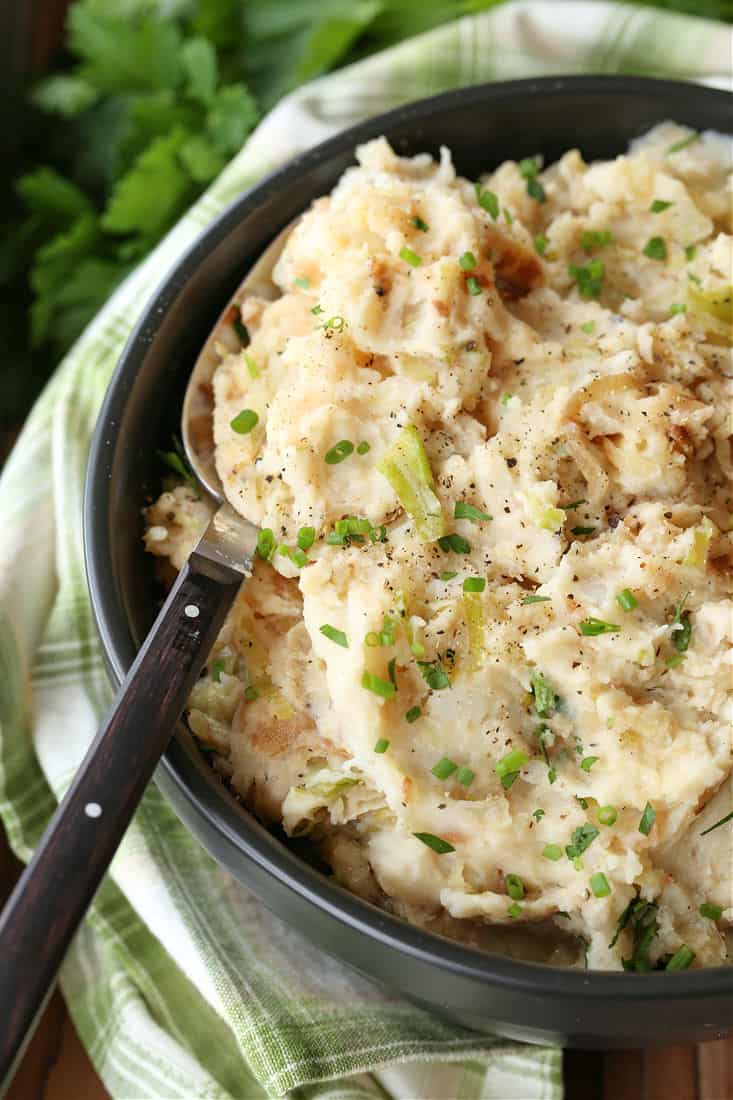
[[84, 76, 733, 1048]]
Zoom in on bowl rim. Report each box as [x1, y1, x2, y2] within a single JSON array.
[[85, 74, 733, 1002]]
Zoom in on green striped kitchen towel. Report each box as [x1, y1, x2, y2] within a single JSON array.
[[0, 3, 730, 1098]]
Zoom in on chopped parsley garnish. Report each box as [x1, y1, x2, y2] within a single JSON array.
[[616, 589, 638, 612], [400, 245, 422, 267], [412, 215, 429, 232], [496, 748, 528, 790], [529, 670, 558, 719], [638, 802, 656, 836], [643, 236, 667, 262], [543, 844, 563, 861], [533, 809, 545, 823], [432, 757, 457, 780], [374, 738, 390, 754], [466, 276, 482, 296], [581, 756, 599, 773], [534, 234, 548, 256], [597, 805, 617, 826], [580, 617, 620, 636], [667, 131, 699, 154], [523, 594, 551, 605], [700, 811, 733, 837], [459, 251, 477, 271], [257, 528, 275, 560], [666, 945, 695, 971], [438, 533, 471, 554], [439, 571, 458, 581], [568, 260, 605, 299], [356, 441, 370, 455], [361, 670, 395, 699], [405, 706, 421, 723], [580, 320, 596, 334], [571, 526, 595, 536], [297, 526, 315, 550], [230, 408, 258, 434], [294, 276, 310, 289], [454, 501, 492, 522], [565, 824, 600, 862], [463, 577, 485, 593], [590, 872, 611, 898], [650, 199, 673, 213], [700, 902, 723, 920], [417, 661, 450, 691], [320, 624, 348, 648], [507, 902, 523, 919], [475, 182, 499, 219], [413, 832, 455, 854], [518, 156, 546, 202], [506, 874, 525, 900], [211, 659, 224, 683], [456, 766, 475, 787], [243, 685, 258, 702], [325, 440, 354, 465], [581, 229, 613, 252]]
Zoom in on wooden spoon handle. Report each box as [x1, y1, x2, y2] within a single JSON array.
[[0, 558, 242, 1088]]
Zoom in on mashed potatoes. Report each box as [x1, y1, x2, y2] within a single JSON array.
[[145, 123, 732, 971]]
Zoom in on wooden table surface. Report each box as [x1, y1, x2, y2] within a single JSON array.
[[2, 824, 730, 1100]]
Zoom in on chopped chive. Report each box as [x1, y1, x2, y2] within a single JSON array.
[[581, 229, 613, 252], [244, 353, 260, 378], [412, 215, 429, 232], [463, 577, 485, 593], [506, 874, 525, 900], [325, 440, 354, 465], [533, 809, 545, 822], [356, 441, 370, 455], [405, 705, 421, 724], [387, 656, 398, 688], [414, 832, 455, 854], [700, 811, 733, 837], [638, 802, 656, 836], [311, 304, 324, 315], [597, 805, 618, 826], [454, 501, 492, 522], [439, 570, 458, 581], [466, 276, 482, 296], [534, 234, 548, 256], [666, 653, 684, 668], [417, 661, 450, 691], [581, 320, 596, 334], [294, 276, 310, 289], [211, 659, 225, 683], [320, 624, 348, 648], [519, 156, 546, 202], [669, 303, 687, 316], [232, 315, 248, 343], [456, 766, 475, 787], [650, 199, 673, 213], [285, 546, 309, 568], [475, 182, 500, 219], [685, 245, 697, 263], [572, 526, 595, 536], [230, 409, 259, 434], [566, 824, 599, 861], [459, 251, 477, 271], [503, 207, 513, 224], [562, 499, 587, 510], [643, 236, 667, 262], [257, 528, 275, 560], [507, 902, 523, 919], [666, 945, 695, 970], [243, 685, 258, 701], [364, 631, 380, 647], [432, 757, 458, 780], [501, 392, 513, 406], [581, 756, 599, 773], [322, 315, 345, 331], [361, 670, 395, 699], [568, 260, 605, 299], [667, 131, 699, 154], [496, 748, 529, 789], [297, 526, 316, 550], [438, 533, 471, 554], [590, 872, 611, 898], [543, 844, 563, 861], [616, 589, 638, 612], [374, 738, 390, 754], [699, 902, 723, 920], [580, 618, 620, 636], [400, 245, 423, 267], [523, 594, 551, 605]]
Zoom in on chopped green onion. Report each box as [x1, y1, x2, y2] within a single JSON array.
[[700, 811, 733, 837], [590, 872, 611, 898], [463, 577, 486, 593], [243, 685, 258, 701], [580, 320, 596, 334], [501, 392, 513, 406], [405, 706, 421, 724], [562, 499, 587, 510], [685, 245, 697, 262], [523, 594, 551, 605], [667, 131, 699, 154], [400, 245, 423, 267], [568, 260, 605, 299], [230, 409, 259, 435], [580, 618, 620, 636], [432, 757, 458, 780], [643, 236, 667, 262], [412, 215, 429, 232], [533, 809, 545, 822], [519, 156, 546, 202], [638, 802, 656, 836], [322, 315, 345, 331], [439, 571, 458, 581], [699, 902, 723, 920], [325, 440, 354, 465], [232, 315, 248, 344], [507, 902, 523, 919], [530, 670, 558, 719], [543, 844, 563, 861], [503, 207, 513, 224], [297, 526, 316, 550], [356, 441, 370, 455], [572, 526, 595, 536], [387, 656, 398, 689], [244, 353, 260, 378], [581, 229, 613, 252], [459, 251, 477, 271], [466, 276, 482, 296], [454, 501, 492, 522], [597, 805, 617, 826], [211, 659, 225, 683], [666, 653, 684, 669], [378, 423, 445, 542], [506, 874, 525, 900], [650, 199, 673, 213], [616, 589, 638, 612], [666, 945, 695, 971], [581, 756, 599, 773], [320, 624, 348, 648], [496, 749, 529, 790], [438, 533, 471, 554], [364, 631, 380, 647], [361, 670, 395, 699], [475, 182, 499, 219], [417, 661, 450, 691], [374, 738, 390, 754], [294, 276, 310, 289], [456, 766, 475, 787], [311, 304, 324, 315], [534, 234, 548, 256], [257, 528, 275, 560], [669, 303, 687, 316], [670, 592, 692, 653], [566, 824, 600, 861], [413, 832, 455, 854]]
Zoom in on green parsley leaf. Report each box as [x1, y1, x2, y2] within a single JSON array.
[[182, 36, 218, 105], [530, 670, 558, 719], [571, 526, 595, 536], [438, 533, 471, 554], [518, 156, 546, 202], [413, 832, 455, 854], [101, 128, 194, 241]]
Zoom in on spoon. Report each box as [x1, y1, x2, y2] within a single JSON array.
[[0, 222, 294, 1087]]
